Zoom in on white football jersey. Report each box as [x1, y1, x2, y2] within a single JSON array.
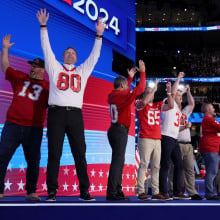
[[178, 105, 192, 142], [41, 29, 102, 108], [161, 100, 182, 139]]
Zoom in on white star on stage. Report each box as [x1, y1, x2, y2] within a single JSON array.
[[126, 173, 130, 179], [7, 163, 13, 171], [19, 163, 26, 173], [90, 183, 95, 191], [90, 169, 96, 177], [132, 174, 135, 180], [63, 182, 69, 191], [64, 167, 69, 176], [99, 170, 103, 178], [17, 179, 25, 191], [4, 179, 12, 191], [126, 185, 130, 192], [72, 182, 78, 192], [42, 181, 47, 191], [73, 169, 77, 176], [98, 183, 103, 192], [131, 186, 135, 192]]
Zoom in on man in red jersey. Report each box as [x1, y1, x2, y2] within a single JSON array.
[[0, 35, 49, 201], [136, 81, 174, 200], [106, 60, 146, 201], [199, 103, 220, 200]]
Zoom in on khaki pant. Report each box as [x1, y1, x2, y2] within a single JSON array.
[[169, 143, 198, 196], [137, 138, 161, 195]]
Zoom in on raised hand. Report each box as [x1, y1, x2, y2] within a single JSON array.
[[2, 35, 15, 49], [127, 67, 137, 78], [36, 8, 49, 25], [95, 18, 106, 35], [178, 72, 185, 79], [136, 60, 145, 73]]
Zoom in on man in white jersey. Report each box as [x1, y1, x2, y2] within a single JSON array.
[[159, 72, 190, 200], [37, 8, 106, 201], [170, 85, 203, 200]]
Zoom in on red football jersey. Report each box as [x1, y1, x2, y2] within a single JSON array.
[[199, 116, 220, 153], [136, 101, 163, 139], [108, 72, 146, 128], [6, 67, 49, 128]]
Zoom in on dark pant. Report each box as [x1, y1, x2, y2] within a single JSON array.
[[0, 121, 42, 194], [159, 135, 183, 195], [107, 124, 128, 196], [46, 106, 90, 194]]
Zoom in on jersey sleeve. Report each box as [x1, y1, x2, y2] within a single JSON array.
[[182, 105, 193, 117], [127, 76, 133, 88], [40, 29, 62, 77], [76, 39, 102, 80], [5, 67, 25, 84]]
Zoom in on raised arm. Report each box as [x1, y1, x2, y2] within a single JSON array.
[[141, 80, 159, 106], [171, 72, 185, 96], [185, 84, 195, 112], [133, 60, 146, 96], [162, 81, 174, 111], [1, 35, 15, 73], [127, 67, 137, 87], [77, 17, 106, 78], [36, 8, 60, 74]]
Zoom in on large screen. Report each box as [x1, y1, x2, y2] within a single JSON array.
[[0, 0, 136, 196]]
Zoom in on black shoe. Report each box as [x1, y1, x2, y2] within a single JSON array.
[[207, 195, 220, 200], [117, 191, 130, 201], [46, 192, 56, 202], [79, 192, 96, 201], [106, 194, 129, 201], [190, 194, 203, 200]]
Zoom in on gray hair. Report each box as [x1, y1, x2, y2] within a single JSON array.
[[114, 76, 127, 89], [201, 103, 211, 113]]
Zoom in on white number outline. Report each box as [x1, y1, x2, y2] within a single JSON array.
[[110, 104, 118, 123], [18, 81, 43, 101], [148, 110, 160, 125]]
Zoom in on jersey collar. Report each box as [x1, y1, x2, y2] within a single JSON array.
[[63, 64, 75, 72]]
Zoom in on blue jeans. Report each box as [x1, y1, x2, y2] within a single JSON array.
[[0, 121, 43, 194], [201, 152, 219, 198]]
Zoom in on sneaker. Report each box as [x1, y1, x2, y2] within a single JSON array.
[[190, 194, 203, 200], [79, 192, 96, 201], [162, 195, 173, 201], [0, 193, 3, 199], [25, 193, 41, 201], [206, 195, 220, 200], [152, 193, 167, 200], [138, 193, 150, 201], [173, 193, 191, 200], [46, 192, 56, 202]]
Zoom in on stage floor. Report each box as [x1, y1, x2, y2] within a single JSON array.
[[1, 196, 220, 220], [0, 196, 220, 204]]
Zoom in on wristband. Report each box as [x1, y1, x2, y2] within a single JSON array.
[[96, 34, 103, 38], [167, 92, 171, 95], [40, 25, 47, 28]]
